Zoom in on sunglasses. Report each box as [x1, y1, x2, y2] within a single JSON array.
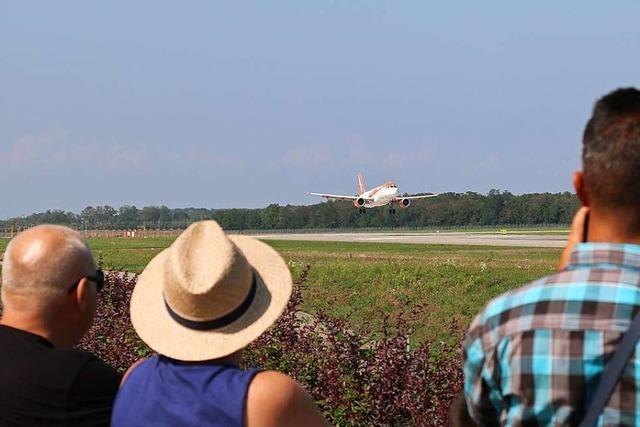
[[67, 269, 105, 294]]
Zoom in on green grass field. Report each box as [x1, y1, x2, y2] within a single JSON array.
[[0, 236, 562, 344], [87, 237, 174, 272], [90, 238, 561, 344], [269, 240, 560, 345]]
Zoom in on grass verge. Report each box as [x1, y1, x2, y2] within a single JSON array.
[[5, 237, 562, 345]]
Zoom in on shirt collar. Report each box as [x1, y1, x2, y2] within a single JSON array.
[[568, 243, 640, 272], [0, 324, 54, 348]]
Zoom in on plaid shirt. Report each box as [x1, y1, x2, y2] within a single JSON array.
[[464, 243, 640, 427]]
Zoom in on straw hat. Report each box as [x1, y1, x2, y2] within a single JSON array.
[[130, 221, 292, 361]]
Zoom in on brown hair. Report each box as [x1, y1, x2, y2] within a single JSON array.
[[583, 87, 640, 208]]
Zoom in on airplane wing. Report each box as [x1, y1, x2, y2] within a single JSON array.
[[394, 193, 439, 200], [309, 192, 371, 202]]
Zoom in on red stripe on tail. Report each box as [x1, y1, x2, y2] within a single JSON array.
[[357, 172, 366, 194]]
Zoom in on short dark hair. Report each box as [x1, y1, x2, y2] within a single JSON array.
[[583, 87, 640, 208]]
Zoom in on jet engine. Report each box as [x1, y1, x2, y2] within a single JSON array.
[[353, 198, 366, 208], [398, 198, 411, 208]]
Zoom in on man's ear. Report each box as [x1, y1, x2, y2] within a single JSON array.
[[75, 278, 96, 312], [573, 171, 590, 207]]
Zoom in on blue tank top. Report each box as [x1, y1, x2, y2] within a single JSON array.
[[111, 356, 261, 427]]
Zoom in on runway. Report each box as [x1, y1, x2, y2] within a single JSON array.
[[252, 231, 568, 248]]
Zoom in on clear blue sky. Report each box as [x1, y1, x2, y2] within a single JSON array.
[[1, 1, 639, 218]]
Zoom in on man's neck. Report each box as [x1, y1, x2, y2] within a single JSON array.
[[207, 350, 243, 366], [587, 208, 640, 244]]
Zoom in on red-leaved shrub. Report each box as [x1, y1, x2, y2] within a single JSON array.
[[78, 270, 464, 426], [77, 272, 148, 369], [243, 266, 464, 426]]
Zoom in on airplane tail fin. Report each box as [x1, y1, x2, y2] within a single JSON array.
[[357, 172, 366, 194]]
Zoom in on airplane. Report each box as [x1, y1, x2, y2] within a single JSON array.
[[309, 172, 439, 213]]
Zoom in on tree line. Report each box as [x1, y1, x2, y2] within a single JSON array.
[[1, 190, 579, 231]]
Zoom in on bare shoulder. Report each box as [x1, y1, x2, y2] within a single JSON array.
[[247, 371, 307, 413], [246, 371, 329, 427]]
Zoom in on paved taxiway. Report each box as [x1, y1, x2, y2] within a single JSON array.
[[251, 231, 567, 248]]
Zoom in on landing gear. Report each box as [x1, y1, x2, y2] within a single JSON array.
[[388, 204, 396, 214], [359, 208, 366, 214]]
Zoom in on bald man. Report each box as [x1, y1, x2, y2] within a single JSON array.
[[0, 225, 120, 426]]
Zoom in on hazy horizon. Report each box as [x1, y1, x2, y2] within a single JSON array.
[[1, 188, 579, 220]]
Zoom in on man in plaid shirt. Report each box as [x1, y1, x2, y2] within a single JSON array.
[[458, 88, 640, 426]]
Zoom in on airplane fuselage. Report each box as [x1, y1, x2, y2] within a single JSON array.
[[360, 183, 400, 208]]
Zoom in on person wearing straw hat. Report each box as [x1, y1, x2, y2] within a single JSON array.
[[111, 221, 329, 427]]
